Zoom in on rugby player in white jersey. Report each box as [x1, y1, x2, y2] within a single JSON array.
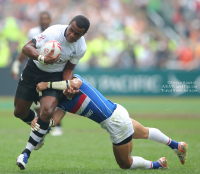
[[15, 15, 90, 169], [26, 75, 188, 170], [11, 11, 51, 117]]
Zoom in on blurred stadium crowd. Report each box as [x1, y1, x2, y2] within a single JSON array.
[[0, 0, 200, 70]]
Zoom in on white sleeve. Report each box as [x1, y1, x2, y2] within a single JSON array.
[[69, 50, 86, 65], [33, 26, 56, 49]]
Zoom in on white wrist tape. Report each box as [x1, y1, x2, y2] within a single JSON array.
[[11, 60, 21, 75], [49, 118, 55, 127], [49, 81, 69, 90], [38, 55, 45, 64], [68, 80, 70, 87]]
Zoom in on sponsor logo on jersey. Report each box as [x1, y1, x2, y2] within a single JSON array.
[[37, 34, 46, 42], [85, 109, 93, 118], [69, 50, 76, 58], [56, 58, 67, 64]]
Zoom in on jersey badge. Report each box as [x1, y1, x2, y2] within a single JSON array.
[[85, 109, 93, 118], [69, 50, 76, 58]]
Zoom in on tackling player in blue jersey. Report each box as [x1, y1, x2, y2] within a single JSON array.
[[17, 75, 188, 170]]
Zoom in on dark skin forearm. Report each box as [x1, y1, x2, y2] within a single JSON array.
[[62, 61, 77, 98], [62, 61, 76, 80], [22, 40, 60, 64], [22, 40, 39, 60]]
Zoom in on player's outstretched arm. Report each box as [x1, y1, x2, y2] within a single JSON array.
[[36, 78, 82, 92], [62, 61, 77, 98], [22, 40, 40, 60], [11, 52, 27, 79]]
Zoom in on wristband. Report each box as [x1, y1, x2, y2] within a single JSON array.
[[49, 118, 55, 127], [11, 60, 21, 75], [47, 82, 52, 89], [38, 55, 45, 64], [47, 81, 70, 90], [52, 81, 68, 90], [66, 80, 70, 88]]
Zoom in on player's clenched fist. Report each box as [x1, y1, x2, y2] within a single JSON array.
[[63, 78, 81, 99], [36, 82, 48, 92]]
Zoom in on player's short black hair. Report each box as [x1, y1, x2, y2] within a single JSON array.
[[40, 11, 51, 19], [69, 15, 90, 34]]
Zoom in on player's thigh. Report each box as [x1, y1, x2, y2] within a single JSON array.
[[39, 89, 62, 121], [131, 119, 149, 139], [14, 97, 33, 118], [14, 84, 38, 118], [113, 139, 133, 169]]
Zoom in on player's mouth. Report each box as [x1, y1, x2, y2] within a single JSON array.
[[66, 35, 75, 43]]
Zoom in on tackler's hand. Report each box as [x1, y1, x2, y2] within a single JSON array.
[[36, 82, 48, 92], [31, 117, 40, 131], [63, 86, 79, 99]]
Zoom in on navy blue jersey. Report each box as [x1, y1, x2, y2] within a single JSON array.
[[57, 74, 117, 123]]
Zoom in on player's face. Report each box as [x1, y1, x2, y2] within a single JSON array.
[[40, 14, 51, 31], [65, 21, 85, 43]]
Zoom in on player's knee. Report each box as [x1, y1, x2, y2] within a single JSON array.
[[14, 108, 26, 119], [143, 127, 149, 139], [40, 107, 54, 120], [14, 109, 20, 118], [117, 159, 132, 169], [118, 162, 131, 169]]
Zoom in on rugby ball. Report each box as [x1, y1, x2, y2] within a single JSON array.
[[39, 40, 62, 56]]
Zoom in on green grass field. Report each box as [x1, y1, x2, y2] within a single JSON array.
[[0, 96, 200, 174]]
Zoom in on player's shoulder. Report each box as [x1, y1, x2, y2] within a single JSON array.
[[46, 25, 67, 37], [42, 25, 68, 40], [47, 24, 68, 31]]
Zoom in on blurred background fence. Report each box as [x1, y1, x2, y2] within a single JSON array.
[[1, 67, 199, 96]]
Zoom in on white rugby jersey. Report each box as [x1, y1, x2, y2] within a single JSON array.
[[33, 25, 87, 72], [27, 26, 42, 41]]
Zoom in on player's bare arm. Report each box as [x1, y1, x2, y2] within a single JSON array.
[[62, 61, 77, 98], [22, 40, 60, 64], [62, 61, 76, 80], [11, 53, 27, 79], [36, 77, 82, 92]]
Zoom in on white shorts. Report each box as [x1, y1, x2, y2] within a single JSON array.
[[100, 104, 134, 144]]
